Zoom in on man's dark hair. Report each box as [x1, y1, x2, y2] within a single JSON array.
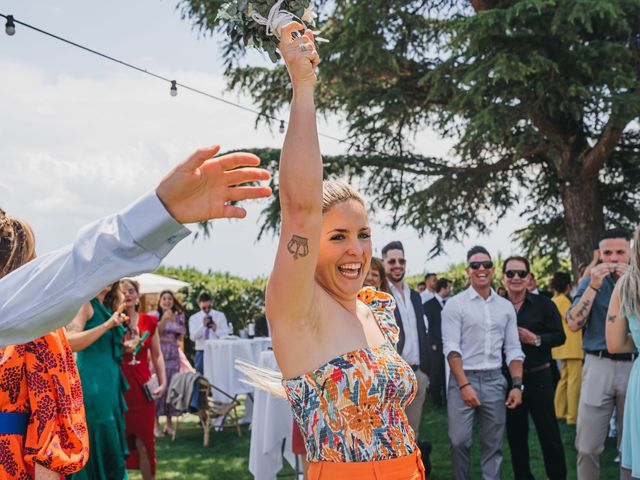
[[551, 272, 572, 293], [424, 273, 436, 281], [599, 228, 630, 243], [435, 278, 451, 293], [381, 241, 404, 258], [502, 255, 531, 274], [466, 245, 491, 262], [417, 281, 426, 288], [197, 292, 212, 303]]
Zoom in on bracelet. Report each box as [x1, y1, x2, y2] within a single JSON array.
[[459, 383, 471, 391], [588, 284, 600, 293]]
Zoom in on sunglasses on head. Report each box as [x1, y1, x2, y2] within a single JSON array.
[[505, 270, 528, 279], [387, 258, 407, 265], [468, 260, 493, 270]]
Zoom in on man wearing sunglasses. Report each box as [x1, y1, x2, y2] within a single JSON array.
[[381, 240, 430, 438], [442, 246, 524, 480], [566, 228, 635, 480], [502, 256, 566, 480]]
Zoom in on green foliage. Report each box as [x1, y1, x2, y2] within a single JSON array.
[[155, 266, 267, 334], [179, 0, 640, 270]]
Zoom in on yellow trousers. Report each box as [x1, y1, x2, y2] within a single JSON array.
[[554, 358, 582, 425]]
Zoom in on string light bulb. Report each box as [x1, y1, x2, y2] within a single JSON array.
[[279, 120, 285, 134], [5, 15, 16, 36], [170, 80, 177, 97]]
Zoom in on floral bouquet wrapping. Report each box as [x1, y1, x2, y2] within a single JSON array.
[[216, 0, 321, 62]]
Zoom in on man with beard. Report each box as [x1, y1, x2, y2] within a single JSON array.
[[567, 228, 635, 480], [382, 240, 430, 437], [442, 246, 524, 480]]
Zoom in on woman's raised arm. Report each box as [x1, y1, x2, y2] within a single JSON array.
[[266, 22, 323, 328]]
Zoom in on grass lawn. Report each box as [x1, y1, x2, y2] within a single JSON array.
[[128, 396, 621, 479]]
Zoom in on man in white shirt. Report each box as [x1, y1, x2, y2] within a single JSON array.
[[189, 291, 231, 374], [382, 240, 430, 438], [0, 145, 271, 346], [442, 245, 525, 480], [420, 272, 438, 303]]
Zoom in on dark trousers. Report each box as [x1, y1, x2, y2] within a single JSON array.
[[195, 350, 204, 374], [428, 344, 446, 407], [506, 368, 566, 480]]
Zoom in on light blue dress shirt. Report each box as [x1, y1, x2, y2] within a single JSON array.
[[0, 192, 190, 346]]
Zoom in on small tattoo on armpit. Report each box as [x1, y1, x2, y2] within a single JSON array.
[[287, 234, 310, 260], [607, 314, 617, 323]]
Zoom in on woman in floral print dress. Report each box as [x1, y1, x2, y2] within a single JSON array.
[[264, 23, 425, 479], [0, 208, 89, 480]]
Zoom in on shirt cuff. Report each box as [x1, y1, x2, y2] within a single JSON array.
[[120, 192, 191, 256], [505, 350, 526, 365]]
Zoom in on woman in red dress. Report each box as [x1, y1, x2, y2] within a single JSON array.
[[120, 279, 167, 480]]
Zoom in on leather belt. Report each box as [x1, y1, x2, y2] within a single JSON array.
[[524, 363, 550, 374], [586, 350, 638, 362], [0, 412, 29, 435]]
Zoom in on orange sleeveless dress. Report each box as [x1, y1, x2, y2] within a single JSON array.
[[282, 287, 426, 479], [0, 329, 89, 479]]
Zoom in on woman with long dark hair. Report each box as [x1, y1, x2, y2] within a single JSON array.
[[154, 290, 186, 437]]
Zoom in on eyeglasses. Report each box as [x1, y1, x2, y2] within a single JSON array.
[[468, 260, 493, 270], [505, 270, 528, 279], [387, 258, 407, 266]]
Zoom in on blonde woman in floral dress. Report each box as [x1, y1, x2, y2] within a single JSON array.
[[265, 22, 425, 479]]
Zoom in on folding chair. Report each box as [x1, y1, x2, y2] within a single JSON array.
[[196, 376, 243, 447]]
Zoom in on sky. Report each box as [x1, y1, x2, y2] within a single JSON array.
[[0, 0, 528, 279]]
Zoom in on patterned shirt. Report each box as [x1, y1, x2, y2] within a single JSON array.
[[282, 287, 417, 462]]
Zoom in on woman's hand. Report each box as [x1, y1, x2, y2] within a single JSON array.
[[153, 383, 166, 399], [108, 305, 129, 329], [279, 22, 320, 90]]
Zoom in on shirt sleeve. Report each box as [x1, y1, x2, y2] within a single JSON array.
[[23, 330, 89, 475], [214, 312, 231, 338], [442, 298, 462, 359], [189, 313, 206, 342], [0, 192, 190, 347], [503, 308, 525, 365], [540, 299, 566, 347]]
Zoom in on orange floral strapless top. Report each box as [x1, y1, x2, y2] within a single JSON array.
[[282, 287, 417, 462]]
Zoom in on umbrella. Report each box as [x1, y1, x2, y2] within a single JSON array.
[[130, 273, 190, 294]]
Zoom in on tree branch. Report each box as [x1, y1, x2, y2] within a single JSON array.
[[582, 120, 627, 177]]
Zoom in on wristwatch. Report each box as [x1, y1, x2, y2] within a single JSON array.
[[512, 383, 524, 392], [534, 335, 541, 347]]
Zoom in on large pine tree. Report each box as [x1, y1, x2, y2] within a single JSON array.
[[180, 0, 640, 271]]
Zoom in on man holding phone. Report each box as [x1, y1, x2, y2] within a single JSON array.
[[188, 291, 230, 373], [567, 228, 635, 480]]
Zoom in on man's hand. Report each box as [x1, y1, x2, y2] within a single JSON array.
[[155, 145, 272, 224], [590, 263, 612, 289], [506, 388, 522, 409], [518, 327, 538, 345], [460, 384, 481, 408], [613, 263, 629, 281]]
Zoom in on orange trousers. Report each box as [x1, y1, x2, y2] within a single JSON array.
[[308, 449, 426, 480]]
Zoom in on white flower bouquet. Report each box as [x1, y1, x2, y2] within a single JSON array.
[[216, 0, 320, 62]]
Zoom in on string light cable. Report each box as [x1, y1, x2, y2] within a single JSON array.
[[0, 13, 356, 149]]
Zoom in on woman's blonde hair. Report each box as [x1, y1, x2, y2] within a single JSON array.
[[619, 226, 640, 319], [322, 180, 365, 213], [0, 208, 36, 279]]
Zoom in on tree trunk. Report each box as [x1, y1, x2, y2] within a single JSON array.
[[561, 175, 604, 277]]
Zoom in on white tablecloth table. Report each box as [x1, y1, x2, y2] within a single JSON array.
[[202, 337, 272, 403], [249, 350, 297, 480]]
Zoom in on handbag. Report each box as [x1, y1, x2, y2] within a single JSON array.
[[143, 373, 160, 402]]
